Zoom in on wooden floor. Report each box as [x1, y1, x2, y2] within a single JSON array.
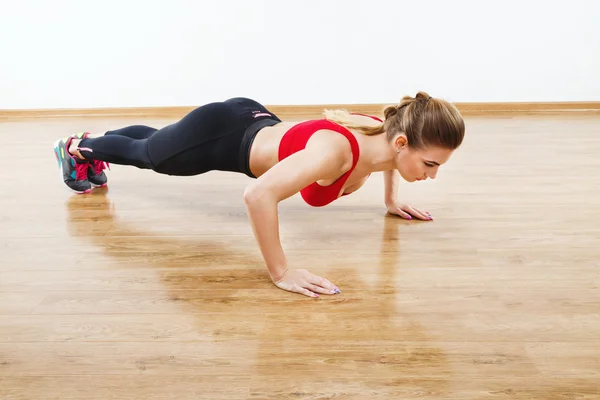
[[1, 114, 599, 399]]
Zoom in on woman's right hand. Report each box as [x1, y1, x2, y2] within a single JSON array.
[[243, 140, 350, 299], [273, 268, 341, 298]]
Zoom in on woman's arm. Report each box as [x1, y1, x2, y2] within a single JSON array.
[[383, 169, 399, 207], [243, 135, 349, 297], [384, 169, 432, 221]]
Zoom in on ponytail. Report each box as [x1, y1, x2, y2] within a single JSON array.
[[322, 109, 385, 136], [325, 91, 465, 150]]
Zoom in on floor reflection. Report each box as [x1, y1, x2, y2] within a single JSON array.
[[65, 189, 451, 397]]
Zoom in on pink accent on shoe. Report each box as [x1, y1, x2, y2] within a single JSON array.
[[91, 160, 110, 174], [253, 113, 271, 118], [75, 162, 88, 180]]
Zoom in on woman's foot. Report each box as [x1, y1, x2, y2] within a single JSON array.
[[53, 134, 92, 194], [88, 160, 109, 188], [73, 132, 109, 188]]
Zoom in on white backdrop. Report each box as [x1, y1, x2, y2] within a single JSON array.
[[0, 0, 598, 109]]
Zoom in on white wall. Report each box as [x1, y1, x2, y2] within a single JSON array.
[[0, 0, 598, 109]]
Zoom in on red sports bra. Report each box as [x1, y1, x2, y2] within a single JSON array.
[[277, 114, 383, 207]]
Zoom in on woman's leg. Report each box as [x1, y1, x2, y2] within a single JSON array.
[[72, 133, 155, 169], [53, 126, 158, 193], [144, 102, 246, 176], [104, 125, 158, 140], [53, 101, 247, 193]]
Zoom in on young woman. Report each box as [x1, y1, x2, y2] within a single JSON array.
[[53, 92, 465, 298]]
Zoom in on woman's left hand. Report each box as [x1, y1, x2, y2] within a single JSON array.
[[386, 202, 433, 221]]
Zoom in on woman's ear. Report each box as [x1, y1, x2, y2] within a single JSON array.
[[394, 134, 408, 152]]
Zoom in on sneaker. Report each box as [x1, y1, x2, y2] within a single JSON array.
[[73, 132, 110, 188], [88, 159, 110, 188], [53, 135, 91, 194]]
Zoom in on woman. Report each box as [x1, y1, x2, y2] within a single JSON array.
[[53, 91, 465, 298]]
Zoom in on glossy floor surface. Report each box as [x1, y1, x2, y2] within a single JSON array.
[[1, 115, 599, 399]]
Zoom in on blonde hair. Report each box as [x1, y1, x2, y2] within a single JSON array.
[[323, 91, 465, 150]]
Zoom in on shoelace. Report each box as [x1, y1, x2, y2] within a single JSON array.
[[75, 162, 89, 180], [91, 160, 110, 174]]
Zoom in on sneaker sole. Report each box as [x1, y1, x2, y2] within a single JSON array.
[[53, 139, 92, 195]]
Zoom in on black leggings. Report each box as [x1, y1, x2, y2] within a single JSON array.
[[76, 97, 282, 178]]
